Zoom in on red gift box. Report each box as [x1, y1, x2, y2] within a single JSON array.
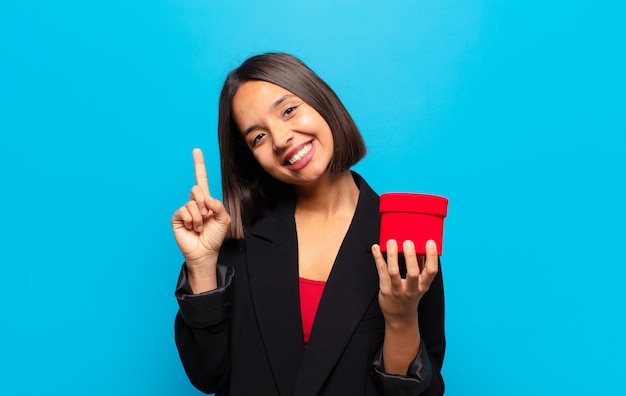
[[379, 193, 449, 255]]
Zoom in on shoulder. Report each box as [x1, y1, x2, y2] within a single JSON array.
[[351, 171, 379, 200], [351, 171, 380, 217]]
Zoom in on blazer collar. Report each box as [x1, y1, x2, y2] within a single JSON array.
[[245, 172, 381, 395], [246, 172, 378, 246]]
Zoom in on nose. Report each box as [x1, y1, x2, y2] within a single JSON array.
[[272, 127, 294, 149]]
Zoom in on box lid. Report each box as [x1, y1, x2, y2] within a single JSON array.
[[380, 193, 448, 217]]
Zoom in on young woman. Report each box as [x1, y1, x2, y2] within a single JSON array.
[[172, 53, 445, 395]]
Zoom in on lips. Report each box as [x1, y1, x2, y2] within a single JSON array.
[[284, 142, 313, 165]]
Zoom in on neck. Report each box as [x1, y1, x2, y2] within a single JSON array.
[[294, 171, 359, 217]]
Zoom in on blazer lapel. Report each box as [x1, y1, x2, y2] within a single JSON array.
[[246, 198, 305, 395], [293, 173, 381, 395]]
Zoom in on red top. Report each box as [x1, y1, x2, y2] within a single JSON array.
[[299, 277, 326, 347]]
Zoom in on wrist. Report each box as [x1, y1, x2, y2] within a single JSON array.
[[186, 254, 217, 269], [185, 257, 218, 294], [384, 313, 419, 333]]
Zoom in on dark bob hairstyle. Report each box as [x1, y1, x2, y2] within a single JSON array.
[[218, 52, 366, 239]]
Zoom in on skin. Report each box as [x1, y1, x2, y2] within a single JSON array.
[[372, 238, 439, 375], [171, 80, 439, 376], [233, 80, 337, 191], [232, 81, 359, 282], [170, 148, 231, 293]]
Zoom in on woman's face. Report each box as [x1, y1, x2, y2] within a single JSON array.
[[232, 80, 334, 187]]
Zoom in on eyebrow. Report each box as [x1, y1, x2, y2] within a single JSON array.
[[242, 94, 296, 137], [271, 94, 294, 110]]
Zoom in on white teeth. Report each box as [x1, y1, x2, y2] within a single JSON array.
[[288, 143, 312, 165]]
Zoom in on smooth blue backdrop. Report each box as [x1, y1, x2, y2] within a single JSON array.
[[2, 1, 624, 395]]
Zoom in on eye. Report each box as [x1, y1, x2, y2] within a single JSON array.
[[250, 132, 266, 148], [283, 106, 298, 117]]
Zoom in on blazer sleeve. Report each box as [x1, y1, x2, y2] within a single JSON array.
[[371, 261, 446, 395], [174, 263, 234, 394]]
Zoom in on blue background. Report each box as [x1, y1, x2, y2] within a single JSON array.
[[2, 1, 624, 395]]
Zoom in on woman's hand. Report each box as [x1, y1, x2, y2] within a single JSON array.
[[171, 148, 231, 292], [372, 239, 439, 325], [372, 239, 439, 374]]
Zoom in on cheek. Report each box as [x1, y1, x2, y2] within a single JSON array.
[[252, 148, 279, 170], [301, 112, 329, 132], [302, 114, 334, 144]]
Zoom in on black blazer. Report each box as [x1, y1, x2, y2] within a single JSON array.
[[175, 173, 445, 395]]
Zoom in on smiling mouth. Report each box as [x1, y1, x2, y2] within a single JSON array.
[[286, 143, 313, 165]]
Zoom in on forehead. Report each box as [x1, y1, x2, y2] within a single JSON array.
[[232, 81, 294, 112], [232, 81, 298, 132]]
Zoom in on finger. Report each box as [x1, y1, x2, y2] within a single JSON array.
[[185, 200, 205, 233], [371, 244, 388, 275], [192, 148, 211, 196], [204, 196, 232, 227], [385, 239, 402, 282], [420, 240, 439, 290], [190, 185, 209, 216], [403, 240, 420, 280], [371, 244, 391, 290], [172, 206, 194, 230]]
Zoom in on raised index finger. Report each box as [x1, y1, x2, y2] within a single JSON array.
[[192, 148, 211, 196]]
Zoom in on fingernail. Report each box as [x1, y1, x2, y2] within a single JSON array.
[[404, 240, 414, 249], [196, 225, 203, 233], [201, 207, 208, 215], [427, 240, 436, 248]]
